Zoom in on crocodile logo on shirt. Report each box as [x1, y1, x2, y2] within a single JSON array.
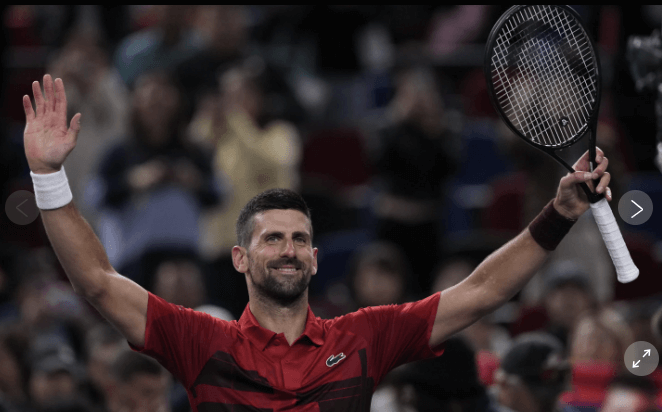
[[326, 353, 346, 367]]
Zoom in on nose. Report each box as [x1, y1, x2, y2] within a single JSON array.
[[280, 239, 296, 258]]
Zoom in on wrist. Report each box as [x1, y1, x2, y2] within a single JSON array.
[[29, 161, 61, 175], [552, 198, 578, 220], [529, 199, 577, 251], [30, 166, 73, 210]]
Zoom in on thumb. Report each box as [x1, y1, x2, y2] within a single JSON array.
[[68, 113, 82, 142]]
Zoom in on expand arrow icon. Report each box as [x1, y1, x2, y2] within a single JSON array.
[[633, 360, 641, 368], [644, 349, 651, 358], [631, 200, 644, 218]]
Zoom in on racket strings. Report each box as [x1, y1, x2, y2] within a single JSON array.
[[500, 9, 590, 143], [490, 5, 598, 147]]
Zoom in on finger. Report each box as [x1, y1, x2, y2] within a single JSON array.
[[595, 172, 611, 194], [43, 74, 55, 112], [573, 147, 605, 171], [22, 95, 35, 121], [595, 147, 604, 163], [54, 78, 67, 118], [32, 81, 45, 115], [591, 156, 609, 179], [605, 186, 612, 201], [563, 171, 595, 187], [68, 113, 82, 142]]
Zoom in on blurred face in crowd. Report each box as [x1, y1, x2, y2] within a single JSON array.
[[431, 260, 473, 294], [570, 315, 624, 365], [544, 284, 594, 330], [132, 73, 182, 147], [196, 5, 247, 53], [493, 370, 538, 412], [87, 342, 123, 398], [392, 69, 444, 134], [29, 370, 77, 409], [109, 372, 171, 412], [154, 5, 194, 44], [153, 260, 206, 309], [354, 263, 404, 307], [220, 69, 264, 121], [235, 209, 317, 307]]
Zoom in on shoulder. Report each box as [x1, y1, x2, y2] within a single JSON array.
[[148, 293, 236, 327]]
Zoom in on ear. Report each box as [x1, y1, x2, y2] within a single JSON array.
[[311, 247, 318, 275], [231, 246, 248, 273]]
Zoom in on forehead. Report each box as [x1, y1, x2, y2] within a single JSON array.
[[252, 209, 312, 236]]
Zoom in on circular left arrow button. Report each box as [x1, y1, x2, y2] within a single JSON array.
[[5, 190, 39, 225]]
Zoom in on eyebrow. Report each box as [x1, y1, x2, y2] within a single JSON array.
[[263, 231, 310, 241]]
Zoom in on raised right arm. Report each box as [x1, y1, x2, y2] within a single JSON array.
[[24, 75, 148, 347]]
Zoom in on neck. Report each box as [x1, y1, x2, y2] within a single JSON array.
[[248, 291, 309, 345]]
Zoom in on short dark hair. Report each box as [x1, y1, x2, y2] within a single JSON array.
[[112, 349, 166, 382], [236, 189, 312, 248]]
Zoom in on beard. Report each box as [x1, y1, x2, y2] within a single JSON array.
[[248, 256, 311, 307]]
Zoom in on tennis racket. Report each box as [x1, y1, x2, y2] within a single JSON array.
[[484, 5, 639, 283]]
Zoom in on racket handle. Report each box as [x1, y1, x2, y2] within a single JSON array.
[[590, 198, 639, 283]]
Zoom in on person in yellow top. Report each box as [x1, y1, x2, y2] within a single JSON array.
[[189, 63, 302, 316]]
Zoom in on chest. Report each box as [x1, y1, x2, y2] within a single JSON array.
[[189, 332, 375, 411]]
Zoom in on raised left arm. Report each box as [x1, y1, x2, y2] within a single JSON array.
[[429, 148, 611, 347]]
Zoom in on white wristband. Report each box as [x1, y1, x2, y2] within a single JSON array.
[[30, 166, 73, 210]]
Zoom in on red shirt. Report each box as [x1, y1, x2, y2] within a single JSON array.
[[130, 292, 444, 411]]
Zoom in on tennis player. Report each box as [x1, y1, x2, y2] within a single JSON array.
[[24, 75, 612, 411]]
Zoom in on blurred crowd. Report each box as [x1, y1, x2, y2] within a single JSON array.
[[1, 5, 662, 411]]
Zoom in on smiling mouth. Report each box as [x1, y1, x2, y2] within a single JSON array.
[[271, 267, 300, 274]]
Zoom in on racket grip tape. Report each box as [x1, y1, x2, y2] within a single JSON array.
[[590, 198, 639, 283]]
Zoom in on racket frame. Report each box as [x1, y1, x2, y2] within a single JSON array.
[[484, 4, 604, 203]]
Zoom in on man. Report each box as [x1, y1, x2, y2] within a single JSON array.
[[106, 349, 172, 412], [22, 75, 612, 410], [493, 332, 572, 411]]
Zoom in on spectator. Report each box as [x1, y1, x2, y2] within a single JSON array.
[[106, 349, 171, 412], [191, 62, 302, 317], [371, 65, 459, 295], [601, 372, 659, 412], [561, 307, 634, 410], [541, 261, 598, 348], [345, 241, 412, 311], [375, 336, 495, 411], [28, 333, 90, 411], [151, 257, 208, 310], [83, 323, 126, 410], [113, 5, 203, 88], [48, 29, 129, 224], [96, 71, 223, 287], [492, 332, 572, 412], [431, 256, 511, 386], [569, 307, 633, 369], [176, 5, 248, 106]]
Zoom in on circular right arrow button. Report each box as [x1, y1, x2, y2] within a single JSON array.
[[618, 190, 653, 225]]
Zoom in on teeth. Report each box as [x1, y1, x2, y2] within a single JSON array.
[[276, 268, 297, 273]]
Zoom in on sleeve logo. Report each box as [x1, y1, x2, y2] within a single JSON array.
[[326, 353, 346, 367]]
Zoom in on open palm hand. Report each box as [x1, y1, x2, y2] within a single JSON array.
[[23, 74, 81, 174]]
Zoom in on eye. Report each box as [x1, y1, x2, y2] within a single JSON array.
[[295, 236, 307, 244], [266, 235, 280, 242]]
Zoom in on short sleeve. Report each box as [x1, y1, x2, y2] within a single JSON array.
[[354, 293, 444, 383], [129, 292, 230, 388]]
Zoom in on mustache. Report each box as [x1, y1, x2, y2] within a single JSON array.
[[267, 258, 304, 269]]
